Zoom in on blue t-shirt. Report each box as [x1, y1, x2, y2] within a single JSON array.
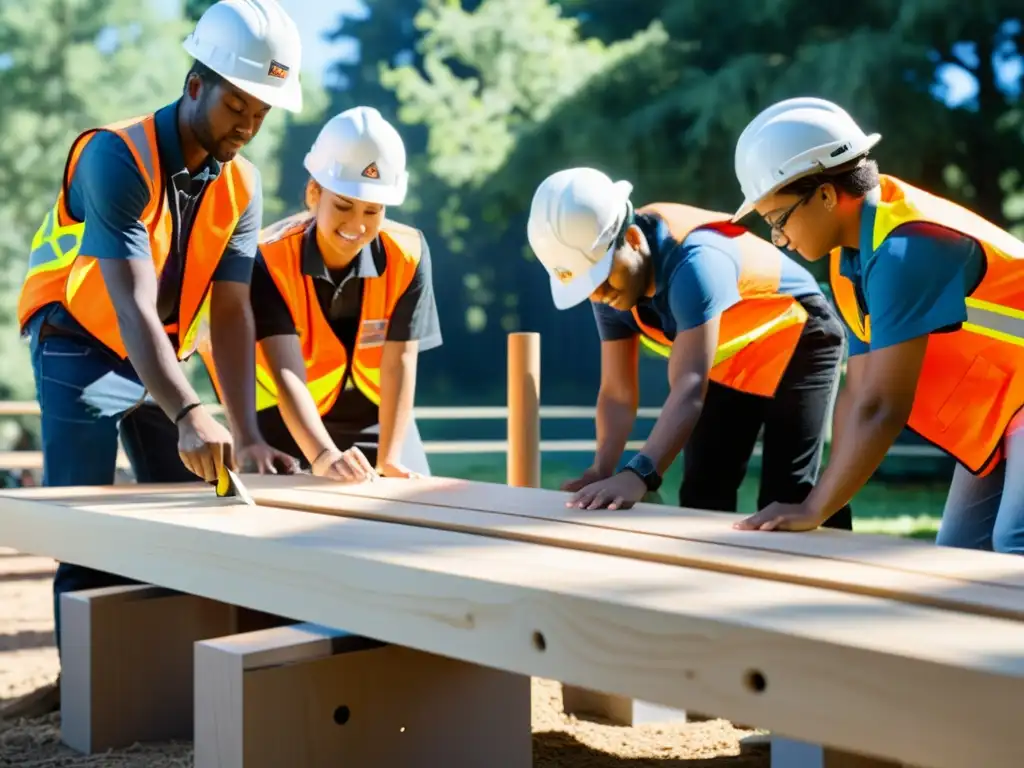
[[592, 213, 823, 342], [63, 99, 261, 326], [836, 187, 985, 356]]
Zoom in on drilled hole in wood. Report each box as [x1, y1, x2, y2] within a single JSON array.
[[532, 631, 547, 651], [333, 705, 351, 725], [744, 670, 767, 693]]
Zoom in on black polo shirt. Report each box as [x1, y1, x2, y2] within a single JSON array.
[[250, 219, 442, 430]]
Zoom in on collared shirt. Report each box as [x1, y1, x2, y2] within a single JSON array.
[[250, 219, 442, 428], [836, 186, 985, 356], [592, 211, 823, 343], [45, 99, 263, 345]]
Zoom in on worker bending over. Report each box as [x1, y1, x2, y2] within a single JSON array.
[[731, 97, 1024, 550], [526, 167, 851, 525], [3, 0, 303, 719], [204, 106, 441, 478]]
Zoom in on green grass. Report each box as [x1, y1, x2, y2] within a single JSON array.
[[428, 453, 945, 541]]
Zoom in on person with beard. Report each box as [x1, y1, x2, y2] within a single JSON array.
[[526, 167, 852, 524], [3, 0, 303, 720], [201, 106, 441, 481]]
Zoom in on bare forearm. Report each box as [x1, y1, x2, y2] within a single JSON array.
[[378, 348, 418, 467], [275, 370, 337, 464], [805, 393, 907, 521], [639, 375, 704, 475], [118, 304, 199, 421], [210, 297, 261, 444], [593, 392, 636, 475]]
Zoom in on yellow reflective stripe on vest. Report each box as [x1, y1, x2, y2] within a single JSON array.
[[178, 291, 212, 358], [964, 298, 1024, 347], [350, 364, 381, 406], [254, 363, 347, 413], [639, 301, 808, 363], [25, 201, 84, 279]]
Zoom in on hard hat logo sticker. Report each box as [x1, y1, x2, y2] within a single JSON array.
[[361, 162, 380, 179], [268, 60, 290, 79]]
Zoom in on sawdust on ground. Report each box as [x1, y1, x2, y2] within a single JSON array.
[[0, 548, 768, 767]]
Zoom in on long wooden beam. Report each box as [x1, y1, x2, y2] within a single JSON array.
[[1, 488, 1024, 767], [12, 477, 1024, 622], [247, 474, 1024, 590], [232, 477, 1024, 625]]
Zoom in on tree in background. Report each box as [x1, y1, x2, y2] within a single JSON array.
[[377, 0, 662, 401], [385, 0, 1023, 282]]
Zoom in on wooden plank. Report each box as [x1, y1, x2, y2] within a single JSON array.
[[11, 478, 1024, 623], [1, 489, 1023, 767], [255, 474, 1024, 591], [230, 476, 1024, 624]]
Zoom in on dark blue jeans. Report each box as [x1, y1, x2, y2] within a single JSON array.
[[26, 308, 196, 656]]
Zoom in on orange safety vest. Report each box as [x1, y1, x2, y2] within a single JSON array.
[[829, 175, 1024, 476], [203, 213, 422, 413], [629, 203, 809, 398], [17, 113, 256, 359]]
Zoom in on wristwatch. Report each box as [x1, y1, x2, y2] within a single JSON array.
[[622, 453, 662, 492]]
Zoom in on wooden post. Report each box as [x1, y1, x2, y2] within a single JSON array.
[[507, 331, 541, 488], [194, 623, 532, 768]]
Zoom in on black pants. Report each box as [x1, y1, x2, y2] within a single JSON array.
[[256, 407, 432, 475], [679, 295, 853, 530]]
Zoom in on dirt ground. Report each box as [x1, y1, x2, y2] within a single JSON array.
[[0, 547, 768, 767]]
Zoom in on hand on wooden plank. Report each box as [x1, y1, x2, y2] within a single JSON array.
[[377, 461, 423, 479], [235, 441, 301, 475], [560, 465, 608, 492], [565, 470, 647, 510], [311, 446, 379, 483], [177, 405, 235, 483], [733, 501, 825, 532]]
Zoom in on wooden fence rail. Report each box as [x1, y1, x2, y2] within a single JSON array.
[[0, 400, 942, 459]]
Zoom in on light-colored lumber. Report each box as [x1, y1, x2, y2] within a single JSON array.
[[560, 684, 689, 726], [240, 475, 1024, 624], [60, 584, 236, 753], [2, 488, 1024, 767], [194, 622, 531, 768]]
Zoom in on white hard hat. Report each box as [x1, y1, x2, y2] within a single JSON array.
[[303, 107, 409, 206], [527, 167, 633, 310], [183, 0, 303, 113], [732, 97, 881, 221]]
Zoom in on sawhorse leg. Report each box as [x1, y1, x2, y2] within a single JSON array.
[[59, 584, 294, 754], [194, 623, 533, 768], [561, 684, 690, 726]]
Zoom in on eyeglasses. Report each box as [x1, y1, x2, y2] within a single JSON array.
[[766, 187, 817, 248]]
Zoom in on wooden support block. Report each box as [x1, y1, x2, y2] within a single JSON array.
[[561, 684, 688, 726], [60, 584, 236, 754], [194, 622, 532, 768], [771, 736, 905, 768]]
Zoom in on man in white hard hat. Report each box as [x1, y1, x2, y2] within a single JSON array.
[[730, 97, 1024, 545], [4, 0, 304, 719], [526, 167, 852, 523], [200, 105, 441, 479]]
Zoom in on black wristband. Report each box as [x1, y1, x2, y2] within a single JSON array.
[[174, 402, 202, 424]]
